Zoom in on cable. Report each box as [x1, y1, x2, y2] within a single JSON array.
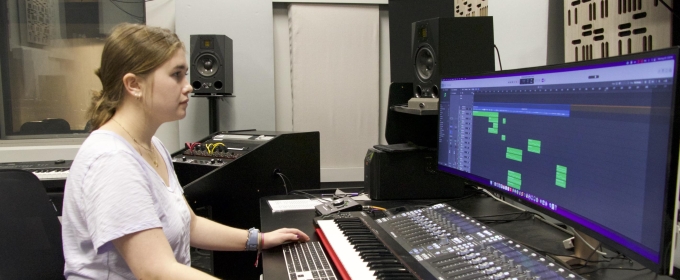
[[543, 251, 620, 264], [185, 142, 201, 155], [108, 0, 145, 21], [289, 190, 331, 203], [477, 187, 573, 235], [571, 227, 607, 256], [278, 173, 298, 193], [516, 241, 629, 272], [475, 212, 535, 224], [480, 187, 547, 219], [659, 0, 673, 10], [205, 142, 224, 155], [494, 45, 503, 71], [515, 239, 611, 264], [576, 265, 650, 275], [366, 206, 386, 211], [472, 211, 529, 219], [361, 205, 388, 218], [430, 185, 485, 206], [658, 0, 680, 21], [275, 173, 288, 195], [479, 188, 527, 212]]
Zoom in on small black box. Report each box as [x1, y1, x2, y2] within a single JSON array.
[[363, 148, 465, 200]]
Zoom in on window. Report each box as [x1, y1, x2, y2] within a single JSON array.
[[0, 0, 145, 139]]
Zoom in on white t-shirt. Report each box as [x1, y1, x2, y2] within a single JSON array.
[[61, 130, 192, 279]]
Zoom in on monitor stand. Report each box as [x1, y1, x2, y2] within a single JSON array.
[[556, 229, 601, 268]]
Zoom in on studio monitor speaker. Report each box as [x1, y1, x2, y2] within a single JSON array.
[[412, 17, 495, 98], [190, 35, 233, 96]]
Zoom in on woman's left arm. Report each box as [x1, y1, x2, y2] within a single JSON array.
[[185, 199, 310, 251]]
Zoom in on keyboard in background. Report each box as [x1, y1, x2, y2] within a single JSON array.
[[0, 159, 71, 182], [0, 160, 71, 216]]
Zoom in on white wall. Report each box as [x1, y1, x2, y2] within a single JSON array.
[[488, 0, 550, 70], [175, 0, 277, 150], [273, 3, 293, 132], [0, 139, 82, 163], [0, 1, 560, 180], [147, 0, 180, 151]]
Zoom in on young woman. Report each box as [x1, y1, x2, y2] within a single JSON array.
[[61, 23, 309, 279]]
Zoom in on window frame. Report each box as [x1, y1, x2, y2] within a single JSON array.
[[0, 0, 146, 140]]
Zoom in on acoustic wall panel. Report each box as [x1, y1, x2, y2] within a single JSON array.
[[454, 0, 489, 17], [565, 0, 672, 62]]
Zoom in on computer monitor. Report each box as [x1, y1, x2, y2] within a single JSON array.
[[437, 47, 680, 275]]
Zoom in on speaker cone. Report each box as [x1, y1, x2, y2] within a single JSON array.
[[195, 53, 219, 77], [415, 47, 435, 82]]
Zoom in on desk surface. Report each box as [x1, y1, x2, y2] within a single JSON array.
[[259, 191, 674, 280]]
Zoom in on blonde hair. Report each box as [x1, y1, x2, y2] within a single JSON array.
[[87, 23, 184, 131]]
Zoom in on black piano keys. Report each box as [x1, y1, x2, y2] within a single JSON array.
[[334, 217, 416, 280]]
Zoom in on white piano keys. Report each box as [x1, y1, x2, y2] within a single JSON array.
[[32, 169, 69, 180], [316, 219, 378, 280]]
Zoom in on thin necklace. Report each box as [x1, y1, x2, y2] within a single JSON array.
[[111, 118, 158, 168]]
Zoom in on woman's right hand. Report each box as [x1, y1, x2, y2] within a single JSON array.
[[262, 228, 310, 249]]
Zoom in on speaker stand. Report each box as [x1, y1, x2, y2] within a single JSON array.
[[208, 97, 218, 134], [192, 95, 235, 134]]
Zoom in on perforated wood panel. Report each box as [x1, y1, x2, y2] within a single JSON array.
[[25, 0, 51, 45], [455, 0, 489, 17], [565, 0, 672, 62]]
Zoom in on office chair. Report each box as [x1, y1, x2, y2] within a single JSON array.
[[0, 169, 65, 279], [19, 121, 45, 135], [19, 118, 71, 135], [42, 118, 71, 134]]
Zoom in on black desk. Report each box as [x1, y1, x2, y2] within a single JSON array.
[[260, 192, 674, 280]]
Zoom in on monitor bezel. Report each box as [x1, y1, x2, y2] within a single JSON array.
[[436, 47, 680, 275]]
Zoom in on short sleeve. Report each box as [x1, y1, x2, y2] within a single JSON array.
[[81, 151, 162, 252], [152, 137, 184, 194]]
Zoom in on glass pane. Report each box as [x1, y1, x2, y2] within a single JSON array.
[[1, 0, 145, 138]]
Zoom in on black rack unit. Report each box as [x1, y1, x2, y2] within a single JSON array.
[[172, 130, 320, 279]]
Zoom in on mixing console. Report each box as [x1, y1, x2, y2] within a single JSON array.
[[375, 203, 584, 279], [316, 204, 585, 280]]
